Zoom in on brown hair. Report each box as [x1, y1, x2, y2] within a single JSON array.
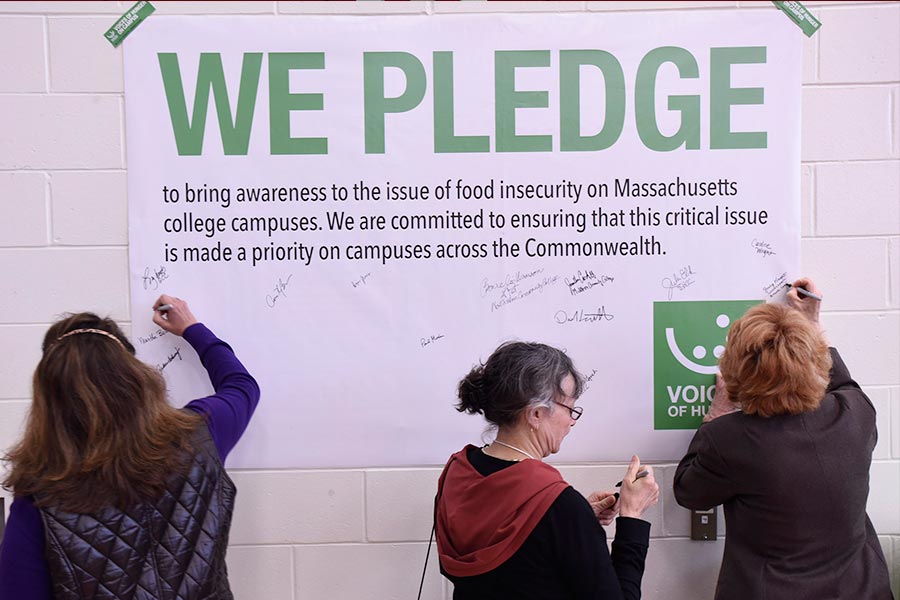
[[718, 303, 832, 417], [3, 313, 202, 513]]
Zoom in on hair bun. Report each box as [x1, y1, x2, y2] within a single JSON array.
[[456, 365, 488, 415]]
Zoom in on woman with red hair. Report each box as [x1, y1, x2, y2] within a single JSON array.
[[675, 278, 892, 600]]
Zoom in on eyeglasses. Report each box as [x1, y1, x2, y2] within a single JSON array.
[[554, 400, 583, 421]]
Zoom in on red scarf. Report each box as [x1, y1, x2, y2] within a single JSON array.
[[435, 445, 570, 577]]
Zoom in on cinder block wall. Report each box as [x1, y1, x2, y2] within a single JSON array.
[[0, 2, 897, 598]]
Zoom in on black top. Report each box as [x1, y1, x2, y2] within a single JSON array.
[[40, 424, 236, 600], [441, 446, 650, 600]]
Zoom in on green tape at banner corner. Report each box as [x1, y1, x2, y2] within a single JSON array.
[[104, 1, 155, 48], [772, 1, 821, 37]]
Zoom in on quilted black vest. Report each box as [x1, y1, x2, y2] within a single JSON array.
[[39, 424, 236, 600]]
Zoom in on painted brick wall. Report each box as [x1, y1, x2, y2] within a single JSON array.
[[0, 2, 897, 599]]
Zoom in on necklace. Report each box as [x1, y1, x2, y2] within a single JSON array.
[[492, 439, 537, 460]]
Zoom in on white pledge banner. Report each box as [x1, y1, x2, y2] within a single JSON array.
[[125, 12, 801, 468]]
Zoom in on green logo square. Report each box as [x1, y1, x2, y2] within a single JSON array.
[[653, 300, 760, 429]]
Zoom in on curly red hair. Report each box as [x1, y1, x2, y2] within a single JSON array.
[[719, 303, 832, 417]]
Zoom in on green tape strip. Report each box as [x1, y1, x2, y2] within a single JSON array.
[[104, 1, 155, 48], [772, 1, 822, 37]]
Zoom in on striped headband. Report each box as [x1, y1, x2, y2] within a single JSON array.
[[54, 328, 126, 350]]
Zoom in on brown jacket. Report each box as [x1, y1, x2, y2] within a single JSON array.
[[674, 348, 893, 600]]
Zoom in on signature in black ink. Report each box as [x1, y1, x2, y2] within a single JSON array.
[[481, 269, 544, 298], [142, 266, 169, 291], [661, 266, 696, 300], [583, 368, 599, 391], [564, 270, 615, 297], [138, 328, 169, 345], [352, 273, 372, 288], [156, 347, 182, 372], [763, 272, 789, 298], [553, 307, 615, 324], [486, 271, 560, 312], [420, 334, 445, 348], [751, 239, 776, 257], [266, 274, 294, 308]]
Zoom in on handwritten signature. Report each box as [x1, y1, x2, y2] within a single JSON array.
[[554, 307, 615, 324], [156, 346, 182, 372], [481, 268, 544, 298], [142, 266, 169, 291], [352, 273, 372, 288], [751, 239, 776, 257], [564, 270, 615, 297], [420, 334, 445, 348], [488, 273, 560, 312], [266, 274, 294, 308], [763, 272, 789, 298], [661, 266, 696, 300], [582, 368, 599, 391], [138, 328, 168, 345]]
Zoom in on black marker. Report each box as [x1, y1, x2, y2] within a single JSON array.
[[613, 469, 649, 500], [783, 283, 822, 301]]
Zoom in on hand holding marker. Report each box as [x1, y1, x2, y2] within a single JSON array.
[[152, 296, 198, 336], [613, 469, 650, 501], [783, 282, 822, 301]]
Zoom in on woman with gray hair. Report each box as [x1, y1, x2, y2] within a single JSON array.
[[435, 341, 659, 599]]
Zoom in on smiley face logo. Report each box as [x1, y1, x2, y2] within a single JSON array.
[[665, 313, 731, 375], [654, 300, 760, 430]]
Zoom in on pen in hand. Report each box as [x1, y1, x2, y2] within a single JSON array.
[[613, 469, 649, 500], [783, 283, 822, 302], [613, 469, 650, 500], [156, 304, 173, 312]]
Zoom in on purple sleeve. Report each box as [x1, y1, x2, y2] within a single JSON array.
[[0, 496, 52, 600], [182, 323, 260, 463], [0, 324, 258, 597]]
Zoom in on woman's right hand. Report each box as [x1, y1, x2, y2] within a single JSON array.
[[587, 491, 619, 526], [152, 295, 198, 336], [786, 277, 822, 324], [617, 454, 659, 519]]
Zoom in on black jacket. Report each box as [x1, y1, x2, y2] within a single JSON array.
[[39, 425, 235, 600]]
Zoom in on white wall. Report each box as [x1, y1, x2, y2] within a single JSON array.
[[0, 1, 897, 598]]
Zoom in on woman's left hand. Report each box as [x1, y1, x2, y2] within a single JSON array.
[[587, 491, 619, 525], [703, 374, 741, 423]]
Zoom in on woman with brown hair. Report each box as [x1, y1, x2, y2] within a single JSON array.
[[674, 278, 893, 600], [0, 295, 259, 600]]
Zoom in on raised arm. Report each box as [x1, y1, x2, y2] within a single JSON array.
[[549, 488, 651, 600], [153, 295, 260, 462], [559, 456, 657, 599]]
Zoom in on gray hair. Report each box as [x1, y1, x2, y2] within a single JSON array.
[[456, 341, 584, 427]]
